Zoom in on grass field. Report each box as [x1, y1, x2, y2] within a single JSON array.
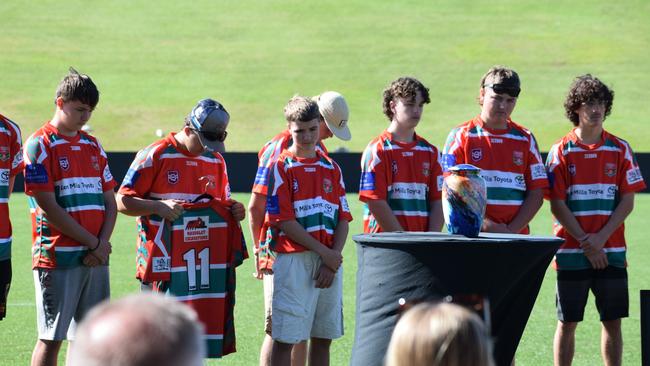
[[2, 193, 648, 365], [2, 0, 650, 152]]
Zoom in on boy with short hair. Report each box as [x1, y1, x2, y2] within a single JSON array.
[[0, 113, 23, 321], [248, 91, 350, 366], [359, 77, 444, 233], [267, 96, 352, 366], [24, 68, 117, 366], [442, 66, 547, 234], [546, 75, 645, 366]]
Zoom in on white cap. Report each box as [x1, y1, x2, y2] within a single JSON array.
[[315, 91, 351, 141]]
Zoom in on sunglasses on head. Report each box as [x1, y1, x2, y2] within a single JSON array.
[[484, 83, 521, 98], [190, 128, 227, 142]]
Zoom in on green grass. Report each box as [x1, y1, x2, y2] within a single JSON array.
[[3, 193, 649, 365], [1, 0, 650, 152]]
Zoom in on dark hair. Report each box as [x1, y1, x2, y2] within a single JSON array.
[[382, 77, 430, 121], [479, 66, 520, 90], [55, 67, 100, 108], [564, 74, 614, 126], [284, 95, 320, 123]]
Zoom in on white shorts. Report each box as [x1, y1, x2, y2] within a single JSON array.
[[264, 273, 274, 335], [271, 251, 343, 344], [33, 266, 110, 341]]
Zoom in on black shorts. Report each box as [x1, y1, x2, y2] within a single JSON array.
[[556, 266, 628, 322], [0, 259, 11, 320]]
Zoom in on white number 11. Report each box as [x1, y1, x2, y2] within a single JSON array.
[[182, 247, 210, 290]]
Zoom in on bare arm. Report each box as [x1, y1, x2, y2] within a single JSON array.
[[427, 200, 444, 232], [582, 193, 635, 253], [86, 190, 118, 264], [116, 193, 184, 221], [248, 192, 267, 278], [366, 200, 403, 232], [315, 219, 349, 289], [8, 176, 15, 196], [277, 220, 342, 271], [551, 198, 607, 269], [507, 188, 544, 233]]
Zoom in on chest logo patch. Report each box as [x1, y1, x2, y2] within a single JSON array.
[[422, 162, 430, 177], [569, 164, 576, 176], [167, 170, 179, 185], [59, 156, 70, 171], [184, 216, 209, 242], [513, 151, 524, 166], [604, 163, 616, 177], [323, 178, 333, 193], [471, 148, 482, 162]]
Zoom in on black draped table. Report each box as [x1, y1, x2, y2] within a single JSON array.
[[350, 232, 563, 366]]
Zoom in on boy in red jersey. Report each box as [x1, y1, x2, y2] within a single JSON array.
[[0, 113, 23, 321], [442, 66, 547, 234], [116, 99, 245, 285], [546, 75, 645, 366], [24, 68, 117, 366], [359, 77, 444, 233], [267, 96, 352, 366], [249, 91, 350, 366]]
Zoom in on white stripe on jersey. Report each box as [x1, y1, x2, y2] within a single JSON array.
[[480, 170, 526, 190], [391, 210, 429, 217], [55, 177, 103, 196], [486, 199, 524, 206], [54, 246, 86, 252], [175, 293, 226, 301], [566, 183, 617, 200], [292, 197, 339, 220], [387, 182, 428, 200], [171, 222, 228, 231], [171, 263, 228, 272], [64, 205, 106, 213], [160, 152, 221, 165]]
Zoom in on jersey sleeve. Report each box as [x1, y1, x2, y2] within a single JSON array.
[[215, 153, 231, 200], [252, 142, 276, 196], [618, 141, 646, 194], [118, 145, 158, 198], [359, 141, 388, 202], [441, 127, 466, 172], [9, 121, 23, 176], [96, 139, 117, 192], [334, 161, 353, 222], [429, 148, 444, 201], [266, 160, 295, 223], [545, 142, 568, 200], [23, 135, 54, 194], [524, 133, 549, 190]]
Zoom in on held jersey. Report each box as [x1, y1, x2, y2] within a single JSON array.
[[0, 114, 23, 261], [442, 117, 548, 233], [546, 129, 646, 270], [266, 149, 352, 253], [23, 122, 116, 269], [138, 200, 248, 358], [118, 133, 232, 267], [253, 130, 327, 270], [358, 130, 443, 233]]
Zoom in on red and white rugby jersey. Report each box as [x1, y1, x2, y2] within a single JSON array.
[[442, 116, 548, 233], [252, 129, 327, 269], [0, 114, 23, 261], [24, 122, 116, 269], [358, 130, 443, 233], [139, 200, 247, 358], [119, 133, 232, 270], [266, 149, 352, 253], [546, 129, 646, 270]]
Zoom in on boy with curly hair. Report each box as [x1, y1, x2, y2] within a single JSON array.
[[359, 77, 444, 233], [546, 75, 645, 366], [442, 66, 547, 234]]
